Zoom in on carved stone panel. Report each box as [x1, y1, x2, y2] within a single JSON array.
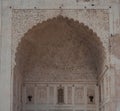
[[37, 86, 47, 104], [87, 87, 95, 104], [57, 86, 64, 104], [106, 76, 109, 97], [74, 86, 84, 104], [67, 86, 72, 104], [26, 85, 35, 104], [49, 86, 54, 104]]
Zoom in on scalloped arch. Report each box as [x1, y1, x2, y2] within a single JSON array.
[[14, 15, 105, 81]]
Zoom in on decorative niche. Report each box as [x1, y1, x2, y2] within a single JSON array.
[[87, 87, 95, 104], [57, 86, 64, 104]]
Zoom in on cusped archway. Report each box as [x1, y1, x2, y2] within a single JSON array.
[[13, 16, 105, 111], [15, 16, 105, 81]]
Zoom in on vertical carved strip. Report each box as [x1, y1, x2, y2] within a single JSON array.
[[49, 86, 54, 104], [67, 86, 72, 104], [37, 86, 47, 104]]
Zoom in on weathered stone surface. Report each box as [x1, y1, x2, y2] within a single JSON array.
[[111, 34, 120, 59], [0, 0, 120, 111], [12, 9, 109, 70], [14, 16, 105, 82]]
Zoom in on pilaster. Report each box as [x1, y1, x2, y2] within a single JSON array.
[[0, 0, 12, 111]]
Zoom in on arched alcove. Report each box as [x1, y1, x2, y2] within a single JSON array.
[[13, 16, 105, 111]]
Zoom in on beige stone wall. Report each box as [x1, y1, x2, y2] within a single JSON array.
[[0, 0, 120, 111], [0, 1, 12, 111]]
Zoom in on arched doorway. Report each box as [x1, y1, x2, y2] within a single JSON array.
[[13, 16, 105, 111]]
